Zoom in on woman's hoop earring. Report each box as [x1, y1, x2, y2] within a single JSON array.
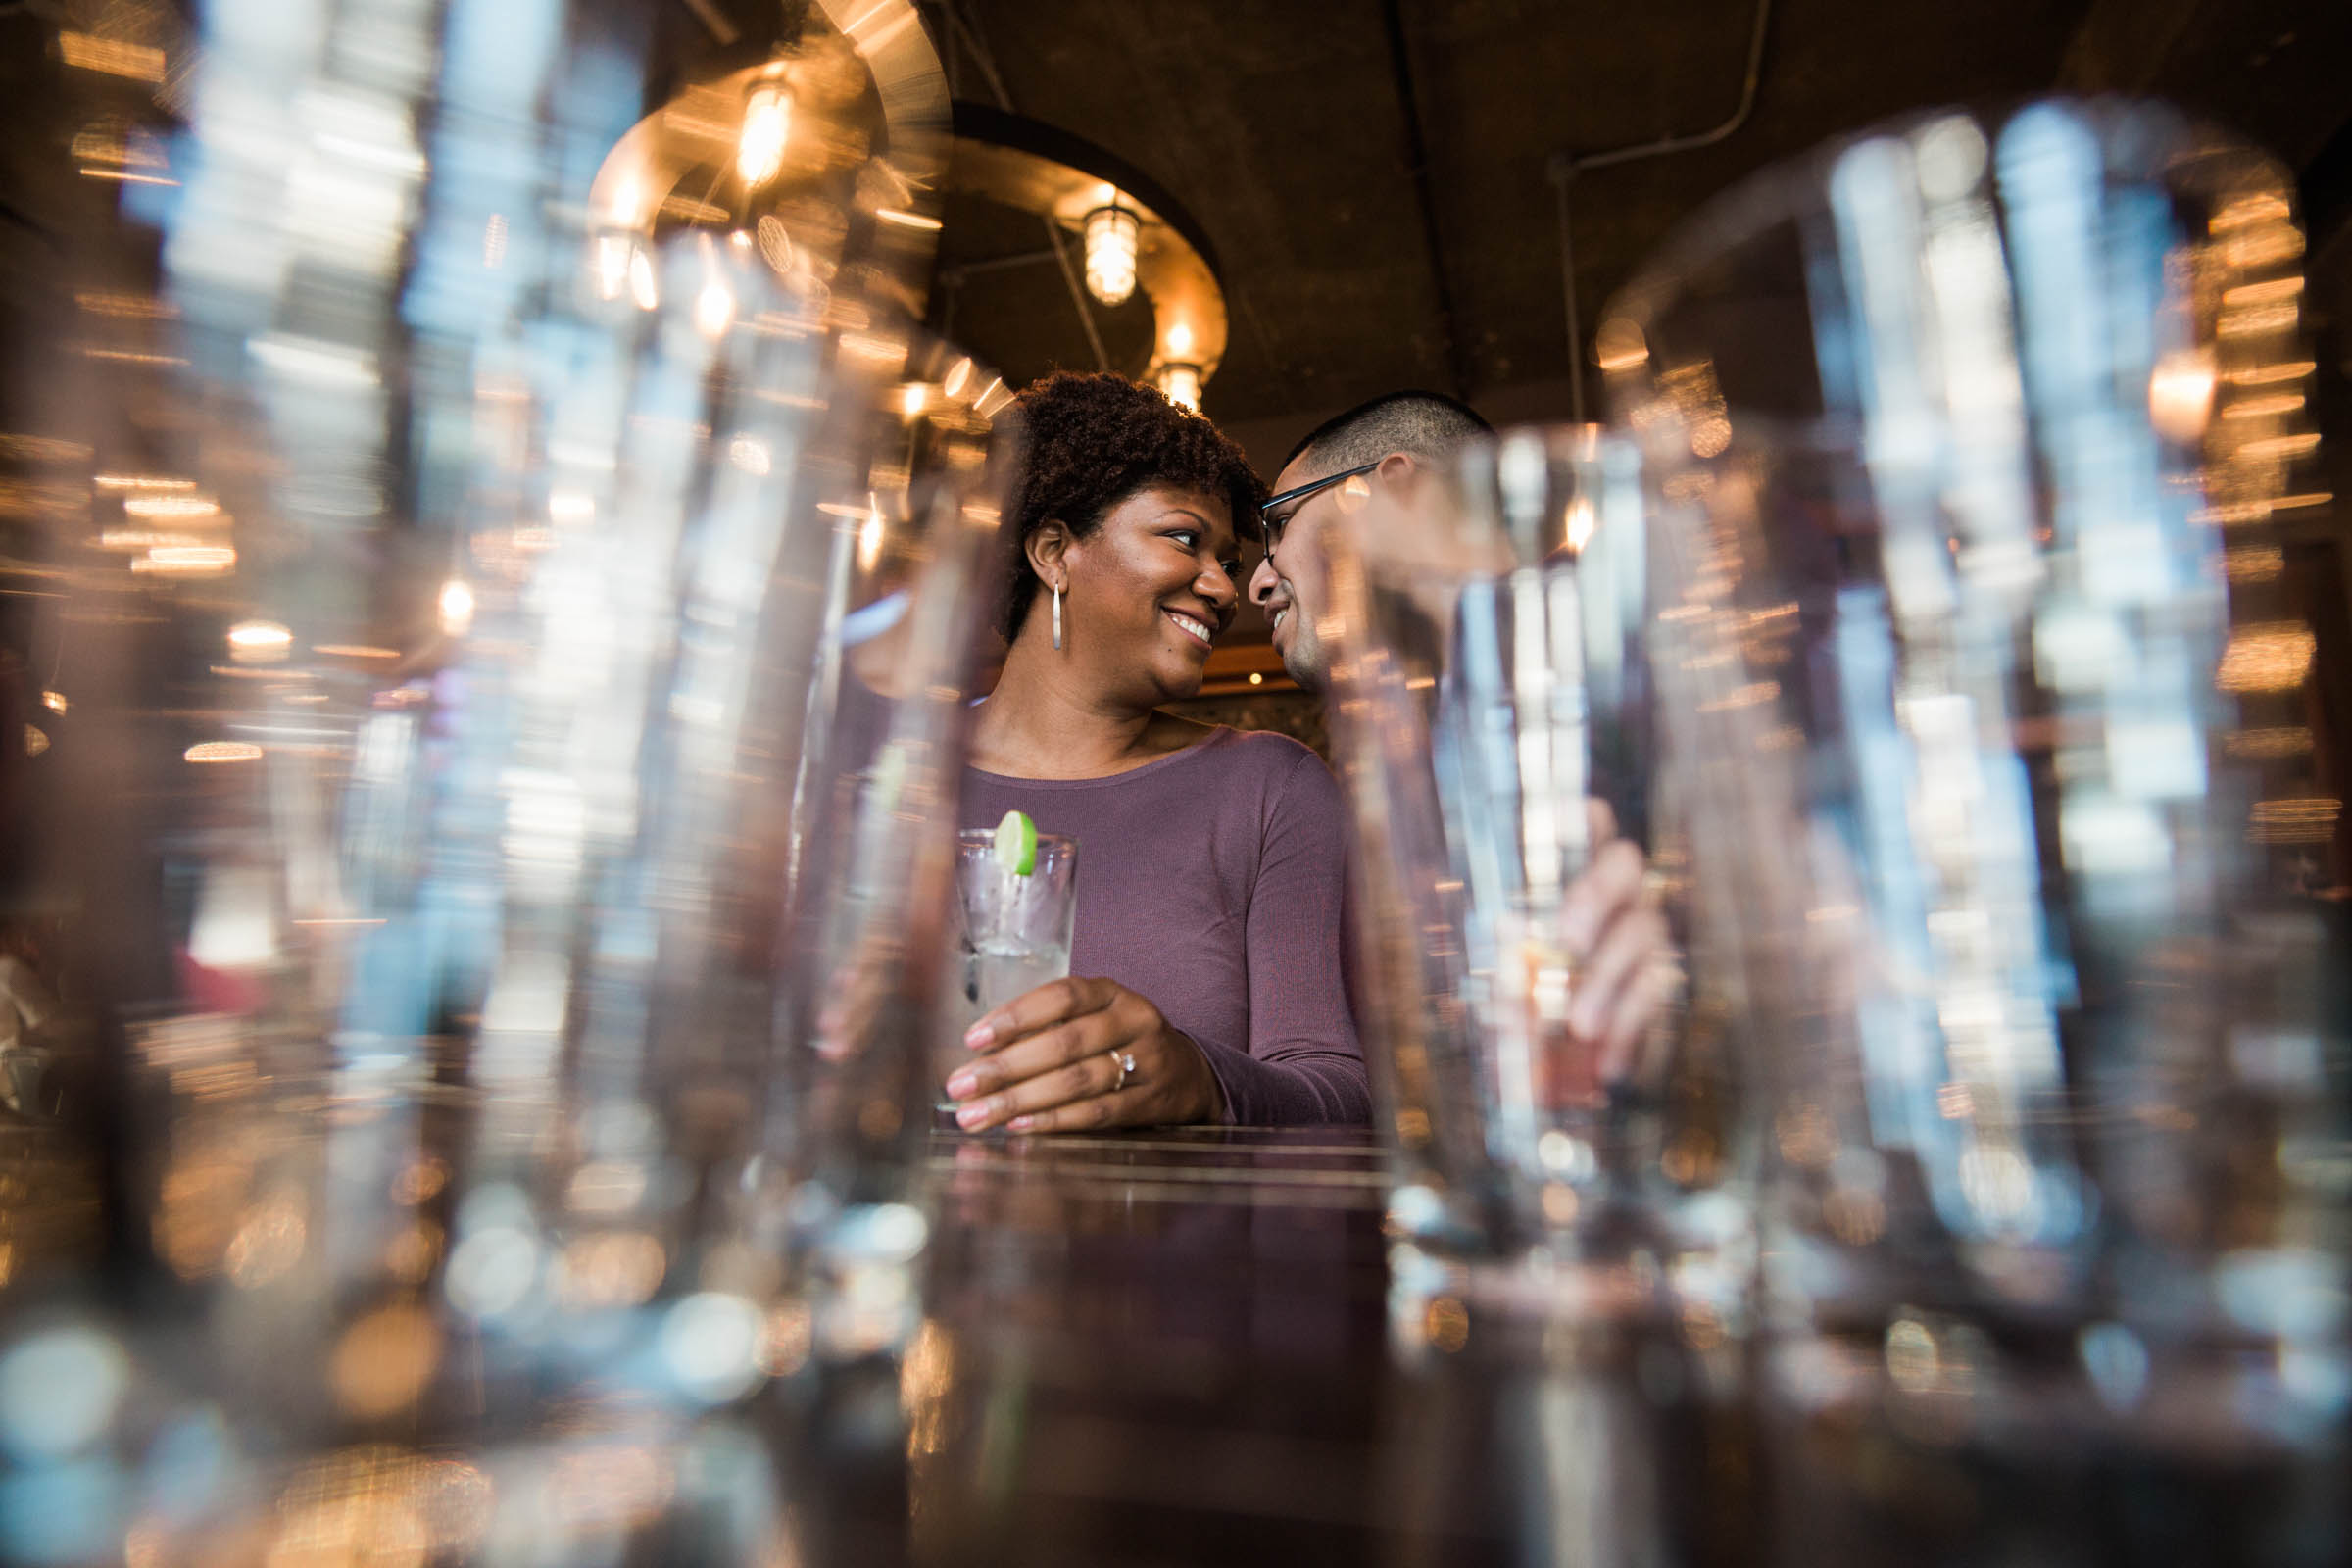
[[1051, 583, 1063, 651]]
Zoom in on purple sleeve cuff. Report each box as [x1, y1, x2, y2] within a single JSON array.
[[1193, 1034, 1372, 1127]]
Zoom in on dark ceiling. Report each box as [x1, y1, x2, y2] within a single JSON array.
[[4, 0, 2348, 566], [8, 0, 2349, 467], [913, 0, 2352, 466], [860, 0, 2352, 662]]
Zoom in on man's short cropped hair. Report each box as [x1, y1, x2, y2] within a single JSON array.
[[1284, 389, 1493, 478]]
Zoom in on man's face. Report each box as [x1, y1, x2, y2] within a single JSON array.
[[1247, 453, 1355, 693]]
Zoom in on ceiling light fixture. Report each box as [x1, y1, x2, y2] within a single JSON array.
[[227, 620, 294, 661], [696, 275, 736, 339], [1156, 320, 1201, 409], [946, 112, 1227, 404], [1156, 363, 1201, 412], [133, 545, 235, 574], [1083, 194, 1139, 307], [738, 78, 793, 190], [594, 234, 631, 300], [185, 741, 263, 763], [439, 578, 476, 637]]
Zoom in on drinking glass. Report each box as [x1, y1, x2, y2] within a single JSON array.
[[1321, 423, 1674, 1273], [937, 830, 1078, 1103], [1604, 96, 2347, 1516], [0, 2, 1001, 1562]]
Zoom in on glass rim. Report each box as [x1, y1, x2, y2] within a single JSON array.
[[955, 826, 1077, 849], [1600, 97, 2259, 344]]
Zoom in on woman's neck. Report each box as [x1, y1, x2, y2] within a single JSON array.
[[971, 634, 1197, 779]]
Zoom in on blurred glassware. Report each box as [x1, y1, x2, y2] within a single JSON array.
[[0, 1, 1013, 1562], [1603, 97, 2347, 1464], [1321, 425, 1686, 1266], [755, 349, 1015, 1335]]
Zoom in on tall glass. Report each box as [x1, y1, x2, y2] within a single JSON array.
[[937, 830, 1078, 1107], [0, 2, 997, 1562], [1321, 425, 1677, 1270], [1605, 97, 2346, 1543]]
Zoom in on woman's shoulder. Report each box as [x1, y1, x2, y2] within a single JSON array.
[[1147, 720, 1316, 772], [1208, 725, 1326, 773], [1184, 726, 1340, 813], [1138, 710, 1224, 759]]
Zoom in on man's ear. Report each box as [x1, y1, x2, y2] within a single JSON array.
[[1373, 451, 1420, 490], [1026, 519, 1073, 591]]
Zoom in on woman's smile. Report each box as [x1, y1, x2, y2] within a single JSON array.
[[1049, 483, 1240, 702], [1164, 608, 1216, 648]]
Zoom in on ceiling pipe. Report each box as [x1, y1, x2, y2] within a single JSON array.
[[1547, 0, 1773, 423], [940, 247, 1066, 280], [1379, 0, 1473, 399]]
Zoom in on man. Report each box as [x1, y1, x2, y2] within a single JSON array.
[[1248, 390, 1670, 1086]]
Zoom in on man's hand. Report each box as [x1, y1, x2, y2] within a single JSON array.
[[1561, 800, 1673, 1088]]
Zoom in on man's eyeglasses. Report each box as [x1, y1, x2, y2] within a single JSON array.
[[1256, 461, 1380, 552]]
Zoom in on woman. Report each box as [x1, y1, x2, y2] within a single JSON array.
[[948, 372, 1369, 1133]]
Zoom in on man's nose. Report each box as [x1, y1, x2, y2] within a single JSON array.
[[1247, 553, 1279, 608]]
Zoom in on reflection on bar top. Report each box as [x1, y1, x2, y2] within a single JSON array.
[[929, 1126, 1389, 1209]]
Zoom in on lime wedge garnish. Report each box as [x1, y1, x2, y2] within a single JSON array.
[[993, 808, 1038, 876]]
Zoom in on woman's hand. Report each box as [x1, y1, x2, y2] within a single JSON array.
[[945, 976, 1224, 1133]]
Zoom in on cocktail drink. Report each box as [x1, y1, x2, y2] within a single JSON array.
[[1492, 910, 1602, 1117], [964, 920, 1070, 1018], [942, 826, 1077, 1104]]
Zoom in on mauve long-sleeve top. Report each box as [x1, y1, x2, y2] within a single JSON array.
[[959, 727, 1371, 1127]]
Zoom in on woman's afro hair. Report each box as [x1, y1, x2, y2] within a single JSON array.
[[998, 371, 1267, 641]]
